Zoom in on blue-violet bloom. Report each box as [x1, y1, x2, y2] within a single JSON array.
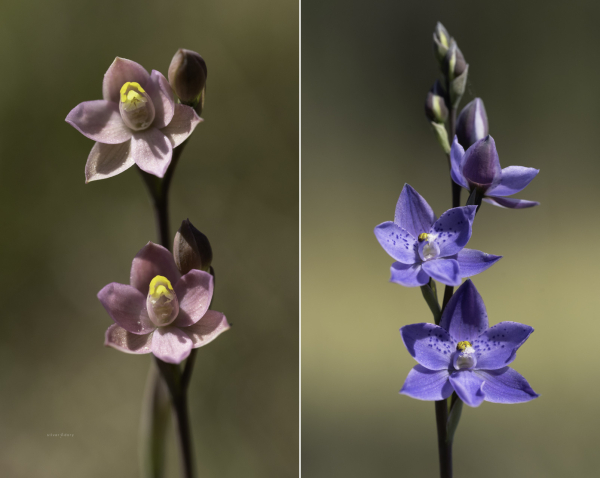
[[400, 280, 539, 406], [66, 57, 202, 182], [450, 135, 539, 209], [99, 242, 229, 364], [374, 184, 501, 287]]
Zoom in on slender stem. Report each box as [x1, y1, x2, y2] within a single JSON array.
[[173, 394, 195, 478], [434, 400, 452, 478]]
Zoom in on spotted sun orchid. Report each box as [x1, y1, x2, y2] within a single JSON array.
[[374, 184, 501, 287], [99, 242, 229, 364], [400, 280, 538, 406], [66, 57, 203, 182], [450, 135, 539, 209]]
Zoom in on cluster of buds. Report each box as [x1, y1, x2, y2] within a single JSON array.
[[432, 22, 469, 106]]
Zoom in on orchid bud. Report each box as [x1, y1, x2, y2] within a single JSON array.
[[168, 49, 207, 111], [425, 82, 448, 124], [173, 219, 213, 275], [456, 98, 488, 149], [461, 135, 502, 190], [443, 42, 467, 81], [433, 22, 451, 63]]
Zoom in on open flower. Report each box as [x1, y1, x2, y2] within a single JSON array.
[[374, 184, 501, 287], [66, 57, 202, 182], [450, 135, 539, 209], [99, 242, 229, 364], [400, 280, 539, 406]]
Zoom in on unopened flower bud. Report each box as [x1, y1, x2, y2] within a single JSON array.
[[443, 42, 467, 80], [456, 98, 488, 149], [173, 219, 213, 275], [462, 135, 502, 190], [168, 49, 207, 109], [433, 22, 451, 63], [425, 82, 448, 123]]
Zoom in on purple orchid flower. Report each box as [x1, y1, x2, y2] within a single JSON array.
[[450, 135, 539, 209], [400, 280, 539, 406], [99, 242, 229, 364], [374, 184, 501, 287], [66, 57, 202, 182]]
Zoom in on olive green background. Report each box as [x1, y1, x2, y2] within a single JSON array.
[[303, 1, 600, 477], [0, 0, 298, 476]]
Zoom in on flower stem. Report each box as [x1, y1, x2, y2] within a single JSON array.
[[138, 141, 197, 478], [434, 399, 453, 478]]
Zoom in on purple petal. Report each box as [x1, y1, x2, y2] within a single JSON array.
[[182, 310, 230, 348], [66, 101, 132, 144], [374, 222, 419, 264], [105, 324, 153, 354], [85, 141, 134, 183], [146, 70, 175, 129], [440, 279, 488, 342], [475, 367, 539, 403], [390, 262, 429, 287], [130, 242, 181, 295], [461, 135, 502, 189], [172, 270, 214, 327], [393, 184, 437, 238], [430, 206, 476, 257], [98, 283, 156, 334], [400, 323, 455, 370], [160, 104, 203, 148], [422, 258, 460, 286], [102, 57, 150, 103], [486, 166, 539, 197], [456, 248, 502, 278], [151, 326, 193, 364], [473, 322, 533, 370], [449, 371, 485, 407], [484, 197, 540, 209], [131, 128, 173, 178], [400, 365, 453, 401], [449, 137, 469, 189]]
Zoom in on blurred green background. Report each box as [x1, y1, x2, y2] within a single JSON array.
[[0, 0, 297, 477], [303, 1, 600, 477]]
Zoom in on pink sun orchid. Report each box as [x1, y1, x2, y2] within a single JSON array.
[[66, 57, 202, 182], [99, 242, 229, 364]]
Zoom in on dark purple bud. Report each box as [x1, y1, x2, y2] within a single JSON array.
[[461, 135, 502, 190], [425, 82, 448, 123], [456, 98, 488, 149], [443, 42, 467, 80], [168, 49, 207, 108], [173, 219, 213, 274], [433, 22, 451, 62]]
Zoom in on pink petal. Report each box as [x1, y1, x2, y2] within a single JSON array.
[[130, 242, 181, 295], [146, 70, 175, 129], [151, 326, 193, 364], [66, 100, 132, 144], [85, 141, 134, 183], [131, 128, 173, 178], [160, 104, 203, 148], [182, 310, 230, 348], [98, 283, 156, 334], [103, 57, 150, 103], [105, 324, 153, 354], [172, 270, 214, 327]]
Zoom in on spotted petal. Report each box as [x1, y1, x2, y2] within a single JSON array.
[[131, 128, 173, 178], [393, 184, 436, 238], [475, 367, 539, 403], [430, 206, 476, 257], [85, 141, 134, 183], [66, 100, 132, 144], [146, 70, 175, 129], [440, 279, 488, 342], [400, 365, 453, 401], [374, 222, 418, 264], [473, 322, 533, 370], [400, 323, 455, 370], [161, 104, 203, 148], [130, 242, 181, 295], [105, 324, 153, 354], [103, 57, 150, 103], [183, 311, 230, 348]]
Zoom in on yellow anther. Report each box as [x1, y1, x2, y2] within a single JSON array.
[[120, 82, 146, 103], [149, 275, 175, 299], [418, 233, 430, 242], [456, 341, 472, 351]]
